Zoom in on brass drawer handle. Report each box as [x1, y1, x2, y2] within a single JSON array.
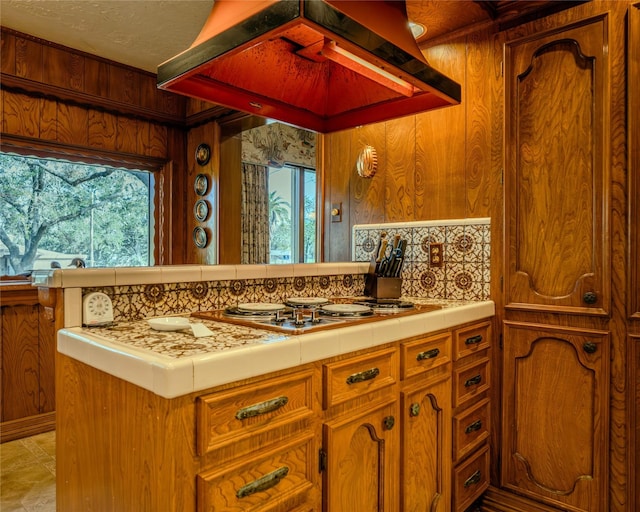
[[346, 367, 380, 385], [465, 334, 483, 345], [417, 348, 440, 361], [464, 470, 481, 488], [464, 374, 482, 387], [236, 466, 289, 498], [235, 396, 288, 420], [465, 419, 482, 434]]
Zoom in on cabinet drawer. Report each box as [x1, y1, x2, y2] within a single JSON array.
[[400, 331, 451, 380], [197, 369, 315, 456], [453, 398, 490, 462], [197, 433, 316, 512], [453, 444, 490, 512], [453, 354, 490, 408], [453, 320, 492, 361], [323, 347, 397, 409]]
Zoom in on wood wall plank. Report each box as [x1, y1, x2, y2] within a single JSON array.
[[39, 97, 58, 142], [83, 58, 110, 98], [43, 46, 84, 91], [3, 90, 40, 138], [350, 122, 386, 226], [116, 116, 138, 154], [14, 35, 43, 82], [385, 117, 415, 221], [56, 103, 89, 146], [1, 31, 16, 74], [88, 109, 117, 150]]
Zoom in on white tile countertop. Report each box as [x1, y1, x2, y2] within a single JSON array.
[[57, 300, 495, 398]]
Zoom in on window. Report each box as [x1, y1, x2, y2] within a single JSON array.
[[268, 165, 316, 264], [0, 153, 153, 276]]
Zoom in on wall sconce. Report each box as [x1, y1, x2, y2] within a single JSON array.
[[357, 145, 378, 178]]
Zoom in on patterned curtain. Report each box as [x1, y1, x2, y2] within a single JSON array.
[[241, 163, 270, 264]]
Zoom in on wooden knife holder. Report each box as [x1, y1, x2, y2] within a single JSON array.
[[364, 275, 402, 299]]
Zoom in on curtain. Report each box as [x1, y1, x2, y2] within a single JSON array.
[[241, 163, 270, 264]]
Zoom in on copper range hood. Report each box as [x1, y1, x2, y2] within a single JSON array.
[[157, 0, 461, 133]]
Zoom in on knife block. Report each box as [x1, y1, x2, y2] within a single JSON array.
[[364, 274, 402, 299]]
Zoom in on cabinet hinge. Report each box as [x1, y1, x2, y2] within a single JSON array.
[[500, 275, 503, 292], [499, 333, 503, 350], [500, 60, 504, 77], [318, 449, 327, 473], [500, 168, 504, 185]]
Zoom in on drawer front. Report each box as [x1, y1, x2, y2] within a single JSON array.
[[323, 347, 397, 409], [453, 320, 492, 361], [453, 354, 490, 408], [453, 444, 490, 512], [400, 331, 451, 380], [197, 369, 315, 456], [453, 398, 490, 462], [197, 433, 316, 512]]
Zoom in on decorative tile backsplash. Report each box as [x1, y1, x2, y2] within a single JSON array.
[[352, 218, 491, 301], [86, 274, 366, 323]]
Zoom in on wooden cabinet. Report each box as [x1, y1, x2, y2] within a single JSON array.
[[0, 281, 56, 442], [400, 331, 453, 512], [501, 322, 609, 512], [495, 8, 623, 512], [451, 321, 492, 511], [321, 348, 399, 511], [196, 368, 321, 511], [504, 14, 609, 316], [56, 316, 494, 511]]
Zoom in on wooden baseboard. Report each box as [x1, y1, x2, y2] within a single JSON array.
[[481, 487, 564, 512], [0, 412, 55, 443]]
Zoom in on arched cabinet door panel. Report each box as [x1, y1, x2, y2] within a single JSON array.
[[504, 14, 610, 315], [501, 321, 610, 512]]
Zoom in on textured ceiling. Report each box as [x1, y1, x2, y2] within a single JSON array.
[[0, 0, 214, 73]]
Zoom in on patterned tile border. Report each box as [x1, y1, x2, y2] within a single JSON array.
[[353, 218, 491, 301]]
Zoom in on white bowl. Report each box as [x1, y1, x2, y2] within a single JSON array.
[[147, 317, 191, 331]]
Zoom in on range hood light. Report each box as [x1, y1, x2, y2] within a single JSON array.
[[320, 41, 417, 98]]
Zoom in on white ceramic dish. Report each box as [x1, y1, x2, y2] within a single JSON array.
[[148, 317, 191, 331], [322, 304, 371, 314], [237, 302, 286, 312], [286, 297, 329, 306]]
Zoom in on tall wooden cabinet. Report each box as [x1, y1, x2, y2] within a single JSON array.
[[494, 9, 616, 512]]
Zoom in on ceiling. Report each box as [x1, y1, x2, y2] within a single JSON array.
[[0, 0, 579, 74]]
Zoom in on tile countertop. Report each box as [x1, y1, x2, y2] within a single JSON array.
[[57, 299, 495, 399]]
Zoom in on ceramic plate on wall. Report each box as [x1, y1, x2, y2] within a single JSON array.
[[195, 143, 211, 166], [194, 199, 209, 222], [193, 226, 208, 248], [194, 174, 209, 196]]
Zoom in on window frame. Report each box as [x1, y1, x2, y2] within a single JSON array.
[[0, 134, 172, 270]]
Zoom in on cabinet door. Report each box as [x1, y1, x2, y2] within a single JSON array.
[[323, 399, 399, 512], [504, 15, 610, 314], [501, 322, 609, 512], [401, 374, 451, 512]]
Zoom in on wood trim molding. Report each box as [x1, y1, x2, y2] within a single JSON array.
[[0, 412, 56, 444], [1, 73, 185, 127], [0, 282, 38, 306], [629, 3, 640, 319]]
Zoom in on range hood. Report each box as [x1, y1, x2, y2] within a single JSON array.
[[157, 0, 461, 133]]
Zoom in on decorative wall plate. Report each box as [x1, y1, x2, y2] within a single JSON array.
[[194, 174, 209, 196], [194, 199, 210, 222], [193, 226, 208, 248], [195, 143, 211, 166]]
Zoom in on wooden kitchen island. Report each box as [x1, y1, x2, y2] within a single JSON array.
[[55, 301, 494, 512]]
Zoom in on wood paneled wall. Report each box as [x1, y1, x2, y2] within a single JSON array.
[[0, 28, 188, 264], [323, 29, 499, 263]]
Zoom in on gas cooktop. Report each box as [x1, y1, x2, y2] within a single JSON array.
[[192, 299, 442, 335]]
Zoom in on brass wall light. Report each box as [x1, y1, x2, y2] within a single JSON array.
[[357, 145, 378, 178]]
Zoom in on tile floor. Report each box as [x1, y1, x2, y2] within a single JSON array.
[[1, 431, 56, 512]]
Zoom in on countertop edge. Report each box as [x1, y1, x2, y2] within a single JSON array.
[[58, 301, 495, 398]]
